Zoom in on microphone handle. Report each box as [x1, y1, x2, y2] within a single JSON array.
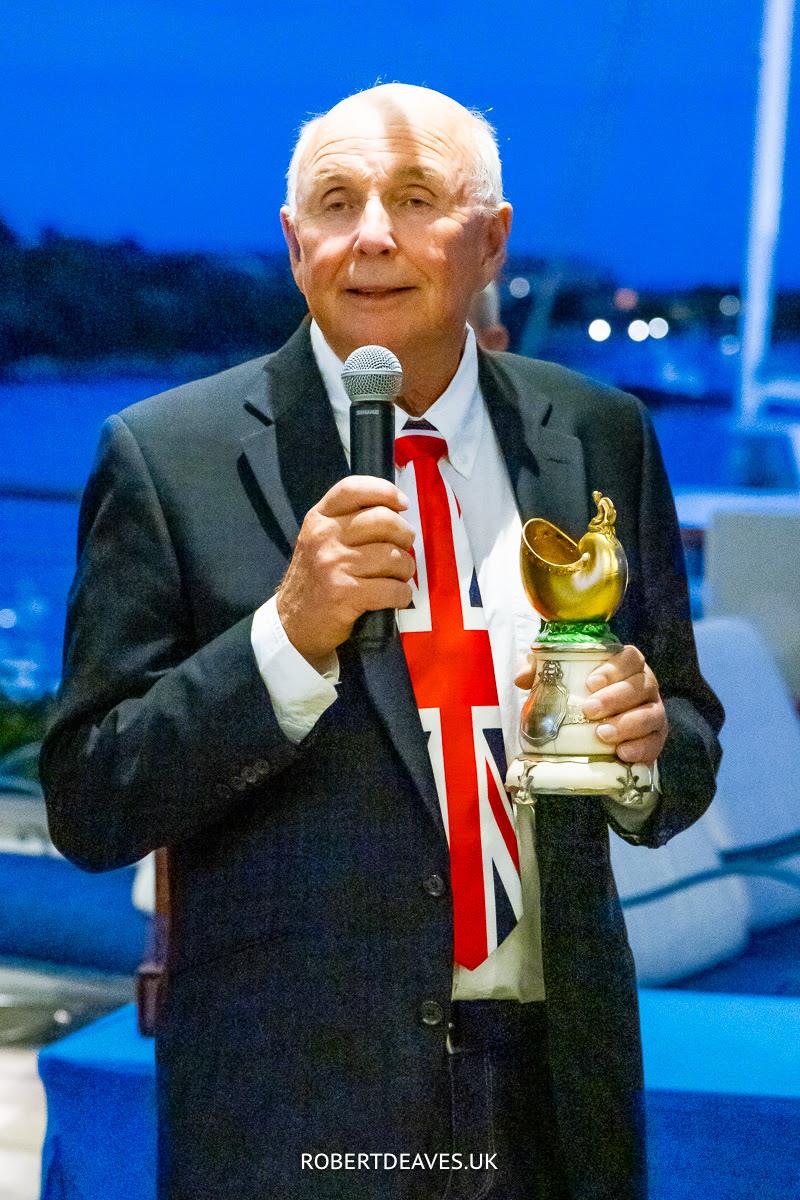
[[350, 400, 397, 650]]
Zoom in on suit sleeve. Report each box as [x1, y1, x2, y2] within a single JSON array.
[[607, 401, 724, 848], [40, 414, 308, 872]]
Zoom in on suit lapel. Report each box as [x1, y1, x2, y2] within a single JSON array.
[[478, 350, 589, 537], [240, 321, 348, 549], [350, 635, 445, 838]]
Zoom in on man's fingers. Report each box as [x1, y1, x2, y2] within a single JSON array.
[[615, 733, 666, 767], [595, 700, 667, 759], [582, 672, 658, 720], [586, 645, 646, 691], [357, 577, 413, 613], [344, 506, 416, 549], [350, 544, 417, 583], [318, 477, 409, 518]]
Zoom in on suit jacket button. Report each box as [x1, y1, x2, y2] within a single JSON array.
[[242, 766, 259, 785], [254, 760, 270, 778], [419, 1000, 444, 1028], [215, 783, 233, 800], [423, 874, 446, 897]]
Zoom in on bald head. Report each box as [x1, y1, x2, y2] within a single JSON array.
[[286, 84, 504, 216]]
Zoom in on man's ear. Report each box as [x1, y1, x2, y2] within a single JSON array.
[[477, 324, 510, 353], [479, 202, 512, 288], [280, 207, 304, 290]]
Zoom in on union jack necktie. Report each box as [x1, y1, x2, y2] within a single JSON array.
[[395, 420, 522, 969]]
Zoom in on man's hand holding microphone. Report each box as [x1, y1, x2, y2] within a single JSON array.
[[277, 345, 414, 670], [276, 476, 415, 671]]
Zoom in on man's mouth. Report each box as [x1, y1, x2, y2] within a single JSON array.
[[345, 286, 415, 297]]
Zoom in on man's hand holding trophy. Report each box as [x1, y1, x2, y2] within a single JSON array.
[[506, 492, 667, 808]]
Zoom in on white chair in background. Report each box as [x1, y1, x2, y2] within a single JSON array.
[[693, 615, 800, 929], [704, 508, 800, 696], [610, 820, 751, 986]]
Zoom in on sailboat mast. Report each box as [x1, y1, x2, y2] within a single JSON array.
[[739, 0, 796, 427]]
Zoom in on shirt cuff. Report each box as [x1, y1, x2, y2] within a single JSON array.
[[603, 761, 662, 832], [251, 595, 339, 745]]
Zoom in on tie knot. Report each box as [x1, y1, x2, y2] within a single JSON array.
[[395, 421, 448, 468]]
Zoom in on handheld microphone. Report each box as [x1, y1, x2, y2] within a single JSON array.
[[341, 345, 403, 650]]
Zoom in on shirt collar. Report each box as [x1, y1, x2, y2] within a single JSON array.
[[309, 319, 484, 479]]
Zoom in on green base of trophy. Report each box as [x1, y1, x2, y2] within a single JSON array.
[[505, 621, 658, 807]]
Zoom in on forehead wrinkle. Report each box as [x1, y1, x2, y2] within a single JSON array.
[[307, 161, 449, 192], [297, 123, 473, 206]]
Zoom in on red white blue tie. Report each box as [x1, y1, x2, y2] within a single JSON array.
[[395, 420, 522, 969]]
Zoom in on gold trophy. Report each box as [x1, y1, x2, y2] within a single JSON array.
[[505, 492, 659, 807]]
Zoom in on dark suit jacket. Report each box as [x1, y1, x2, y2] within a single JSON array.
[[41, 321, 723, 1200]]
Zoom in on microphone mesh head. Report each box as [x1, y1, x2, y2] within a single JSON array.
[[341, 345, 403, 402]]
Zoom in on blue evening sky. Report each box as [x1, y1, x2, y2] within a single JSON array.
[[3, 1, 799, 286]]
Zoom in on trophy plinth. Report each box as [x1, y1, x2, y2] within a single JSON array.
[[506, 494, 659, 808]]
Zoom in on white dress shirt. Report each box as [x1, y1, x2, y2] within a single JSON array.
[[251, 321, 657, 1001]]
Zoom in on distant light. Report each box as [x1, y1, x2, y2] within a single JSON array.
[[628, 320, 649, 342], [614, 287, 639, 311], [720, 335, 741, 356], [648, 317, 669, 339], [588, 319, 612, 342], [719, 294, 740, 317], [509, 276, 530, 299], [0, 609, 16, 629]]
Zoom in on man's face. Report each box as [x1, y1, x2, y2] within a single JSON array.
[[280, 89, 511, 367]]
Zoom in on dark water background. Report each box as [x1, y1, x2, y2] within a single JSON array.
[[1, 376, 179, 697]]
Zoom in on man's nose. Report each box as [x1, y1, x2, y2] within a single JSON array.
[[353, 196, 396, 254]]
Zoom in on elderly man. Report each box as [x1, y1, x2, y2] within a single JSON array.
[[42, 84, 722, 1200]]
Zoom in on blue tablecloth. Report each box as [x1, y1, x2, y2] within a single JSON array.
[[38, 1004, 156, 1200], [0, 853, 147, 973], [38, 993, 800, 1200]]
